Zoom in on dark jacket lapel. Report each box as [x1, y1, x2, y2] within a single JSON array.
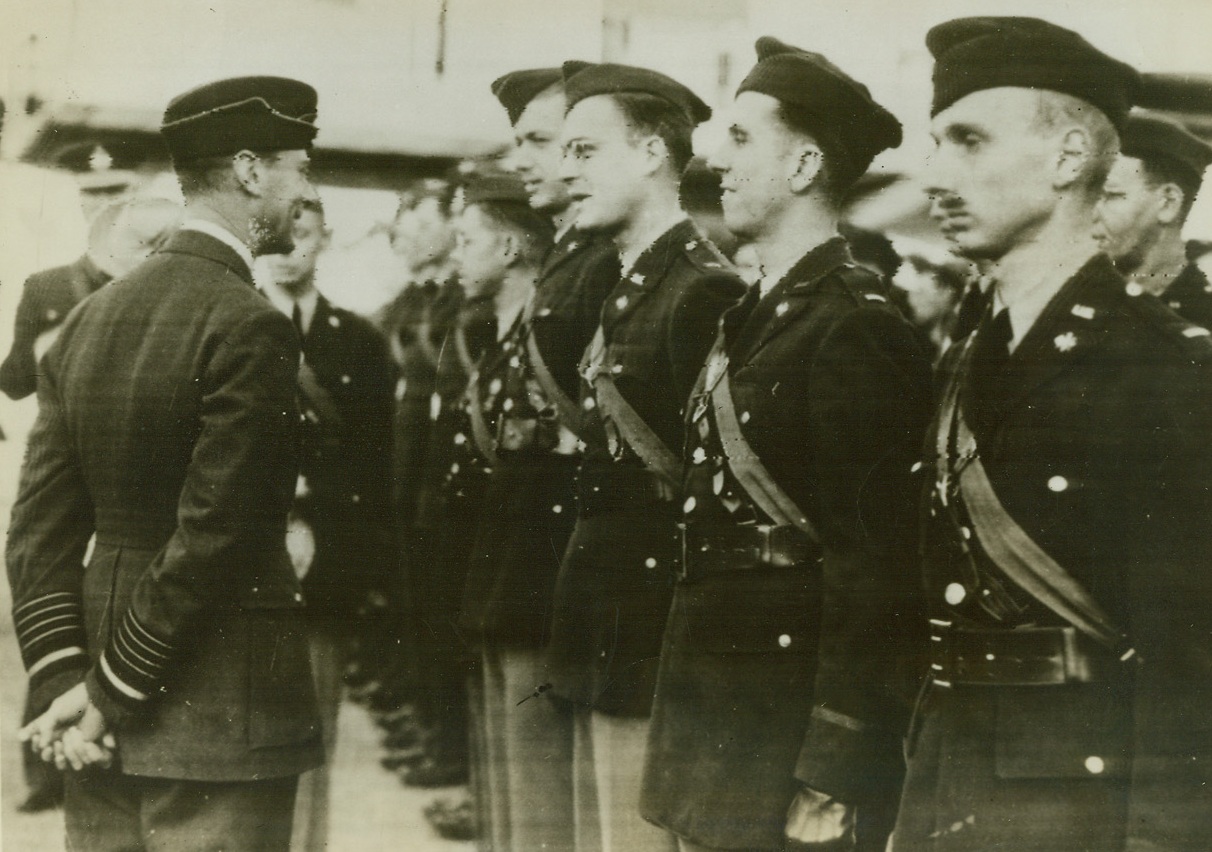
[[599, 219, 697, 336], [732, 237, 854, 363]]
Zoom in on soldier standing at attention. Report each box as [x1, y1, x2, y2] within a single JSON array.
[[10, 76, 324, 851], [547, 62, 746, 852], [260, 197, 395, 852], [640, 38, 932, 852], [1094, 112, 1212, 328], [896, 18, 1212, 850], [458, 64, 618, 851]]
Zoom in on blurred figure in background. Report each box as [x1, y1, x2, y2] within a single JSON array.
[[1094, 112, 1212, 327], [349, 180, 458, 743], [890, 239, 975, 355], [0, 197, 182, 401], [259, 197, 395, 852]]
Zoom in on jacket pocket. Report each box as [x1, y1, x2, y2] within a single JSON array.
[[995, 683, 1131, 779], [679, 570, 819, 655]]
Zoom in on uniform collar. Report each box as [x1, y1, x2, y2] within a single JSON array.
[[261, 278, 320, 336], [179, 219, 255, 273]]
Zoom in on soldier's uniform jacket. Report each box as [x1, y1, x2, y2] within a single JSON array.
[[0, 255, 110, 400], [546, 219, 745, 717], [1159, 261, 1212, 329], [6, 230, 322, 781], [459, 230, 618, 647], [896, 254, 1212, 850], [640, 237, 932, 851], [291, 294, 394, 624], [383, 279, 446, 529], [413, 291, 497, 531]]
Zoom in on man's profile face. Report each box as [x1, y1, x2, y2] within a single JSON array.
[[389, 196, 456, 272], [452, 204, 512, 298], [511, 89, 572, 215], [925, 88, 1058, 260], [559, 95, 650, 234], [249, 149, 317, 257], [708, 91, 803, 241], [264, 207, 327, 293], [1094, 155, 1166, 274]]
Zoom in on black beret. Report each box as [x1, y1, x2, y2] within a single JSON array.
[[161, 76, 318, 163], [563, 62, 711, 125], [738, 36, 901, 183], [490, 62, 595, 125], [926, 17, 1140, 131], [1121, 112, 1212, 185], [463, 172, 531, 207]]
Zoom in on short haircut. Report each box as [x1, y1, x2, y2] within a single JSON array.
[[773, 102, 852, 203], [396, 178, 455, 219], [608, 92, 696, 176], [1139, 155, 1202, 222], [174, 149, 284, 199], [471, 199, 555, 267], [1031, 91, 1119, 201]]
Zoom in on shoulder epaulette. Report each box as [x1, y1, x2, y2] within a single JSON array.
[[833, 264, 894, 309], [1121, 286, 1212, 361], [681, 235, 736, 275]]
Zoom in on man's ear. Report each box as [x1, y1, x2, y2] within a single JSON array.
[[1055, 129, 1091, 190], [641, 134, 670, 177], [1156, 182, 1186, 227], [789, 145, 823, 194], [231, 150, 264, 197]]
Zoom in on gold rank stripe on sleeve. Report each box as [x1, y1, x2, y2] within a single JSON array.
[[96, 607, 174, 707], [13, 591, 88, 678]]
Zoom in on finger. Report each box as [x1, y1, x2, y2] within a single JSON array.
[[40, 744, 57, 765], [18, 722, 35, 742], [52, 741, 68, 772], [102, 733, 117, 750], [95, 747, 114, 770], [61, 728, 86, 771], [77, 741, 108, 767]]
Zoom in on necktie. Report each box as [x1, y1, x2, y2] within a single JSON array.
[[292, 302, 305, 340], [967, 308, 1012, 445], [950, 279, 992, 343]]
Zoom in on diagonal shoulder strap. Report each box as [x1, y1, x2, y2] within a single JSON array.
[[582, 325, 682, 487], [297, 362, 344, 431], [463, 370, 501, 468], [524, 326, 583, 436], [705, 329, 819, 541], [938, 341, 1129, 654]]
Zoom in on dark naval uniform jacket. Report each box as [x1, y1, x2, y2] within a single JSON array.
[[640, 237, 933, 851], [546, 219, 745, 717], [0, 255, 110, 400], [290, 294, 394, 625], [6, 229, 323, 781], [460, 230, 618, 648], [895, 255, 1212, 851], [1159, 262, 1212, 329]]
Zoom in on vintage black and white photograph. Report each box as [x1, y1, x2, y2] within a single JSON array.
[[1, 0, 1211, 849]]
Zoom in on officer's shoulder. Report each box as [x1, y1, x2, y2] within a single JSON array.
[[678, 235, 734, 276], [1117, 285, 1212, 362]]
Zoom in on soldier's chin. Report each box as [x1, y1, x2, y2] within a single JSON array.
[[250, 219, 295, 257]]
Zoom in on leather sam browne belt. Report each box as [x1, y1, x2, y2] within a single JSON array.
[[682, 522, 818, 581], [929, 623, 1121, 687]]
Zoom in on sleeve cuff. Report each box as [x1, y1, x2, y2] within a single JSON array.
[[795, 705, 904, 805]]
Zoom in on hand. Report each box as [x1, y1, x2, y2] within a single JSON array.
[[785, 787, 855, 852], [19, 682, 115, 771]]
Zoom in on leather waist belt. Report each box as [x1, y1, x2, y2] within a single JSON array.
[[575, 464, 675, 516], [682, 523, 818, 580], [929, 624, 1121, 687]]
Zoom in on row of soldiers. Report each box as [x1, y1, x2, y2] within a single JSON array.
[[354, 17, 1212, 852], [9, 13, 1212, 852]]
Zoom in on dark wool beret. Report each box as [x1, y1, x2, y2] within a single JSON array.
[[926, 17, 1140, 131], [491, 68, 564, 125], [562, 61, 711, 125], [738, 36, 902, 183], [1121, 112, 1212, 185], [463, 172, 531, 207], [161, 76, 318, 163]]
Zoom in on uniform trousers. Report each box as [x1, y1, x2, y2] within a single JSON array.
[[478, 641, 578, 851], [574, 709, 676, 852], [290, 627, 346, 852], [64, 768, 298, 852]]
